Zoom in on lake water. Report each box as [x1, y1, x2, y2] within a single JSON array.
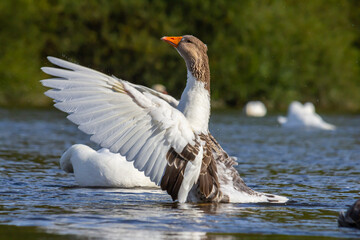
[[0, 108, 359, 239]]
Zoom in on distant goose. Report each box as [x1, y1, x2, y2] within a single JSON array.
[[60, 144, 157, 188], [244, 101, 267, 117], [278, 101, 335, 130], [41, 35, 288, 203], [338, 199, 360, 229], [152, 84, 168, 94]]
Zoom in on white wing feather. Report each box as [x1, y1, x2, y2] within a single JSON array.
[[41, 56, 195, 185]]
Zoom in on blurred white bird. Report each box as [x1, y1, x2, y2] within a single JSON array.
[[151, 84, 168, 94], [277, 101, 335, 130], [60, 144, 158, 188], [244, 101, 267, 117]]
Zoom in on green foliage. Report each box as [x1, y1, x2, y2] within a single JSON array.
[[0, 0, 47, 106], [0, 0, 359, 112]]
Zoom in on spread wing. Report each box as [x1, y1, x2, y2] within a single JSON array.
[[41, 56, 196, 186], [124, 81, 179, 108]]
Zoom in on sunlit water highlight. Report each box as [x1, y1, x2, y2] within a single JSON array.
[[0, 109, 359, 239]]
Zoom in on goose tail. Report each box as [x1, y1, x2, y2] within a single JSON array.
[[262, 193, 289, 203]]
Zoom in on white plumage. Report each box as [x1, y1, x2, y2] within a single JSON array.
[[177, 72, 211, 134], [42, 35, 289, 203], [244, 101, 267, 117], [278, 101, 336, 130], [41, 57, 195, 188], [60, 144, 157, 188], [41, 56, 203, 201], [177, 144, 204, 203]]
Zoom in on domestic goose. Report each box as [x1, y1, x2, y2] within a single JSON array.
[[244, 101, 267, 117], [41, 35, 288, 203], [60, 144, 157, 188], [278, 101, 335, 130]]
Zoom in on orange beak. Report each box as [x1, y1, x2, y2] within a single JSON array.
[[161, 36, 182, 48]]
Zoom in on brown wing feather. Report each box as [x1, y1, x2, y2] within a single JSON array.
[[160, 140, 201, 201], [161, 132, 242, 203], [208, 132, 255, 196], [161, 150, 186, 200], [192, 134, 223, 202]]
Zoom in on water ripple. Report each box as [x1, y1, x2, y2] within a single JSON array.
[[0, 109, 360, 239]]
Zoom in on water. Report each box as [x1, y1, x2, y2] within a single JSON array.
[[0, 108, 359, 239]]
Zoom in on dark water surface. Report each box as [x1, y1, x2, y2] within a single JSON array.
[[0, 108, 359, 239]]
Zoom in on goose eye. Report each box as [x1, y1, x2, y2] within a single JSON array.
[[185, 39, 192, 43]]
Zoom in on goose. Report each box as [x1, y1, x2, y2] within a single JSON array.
[[60, 144, 157, 188], [41, 35, 288, 203], [151, 84, 168, 94], [278, 101, 335, 130], [244, 101, 267, 117]]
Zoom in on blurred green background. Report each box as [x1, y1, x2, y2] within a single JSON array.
[[0, 0, 359, 112]]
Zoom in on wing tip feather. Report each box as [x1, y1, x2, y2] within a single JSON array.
[[47, 56, 56, 62]]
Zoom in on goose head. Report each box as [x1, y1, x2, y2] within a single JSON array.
[[161, 35, 210, 91]]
